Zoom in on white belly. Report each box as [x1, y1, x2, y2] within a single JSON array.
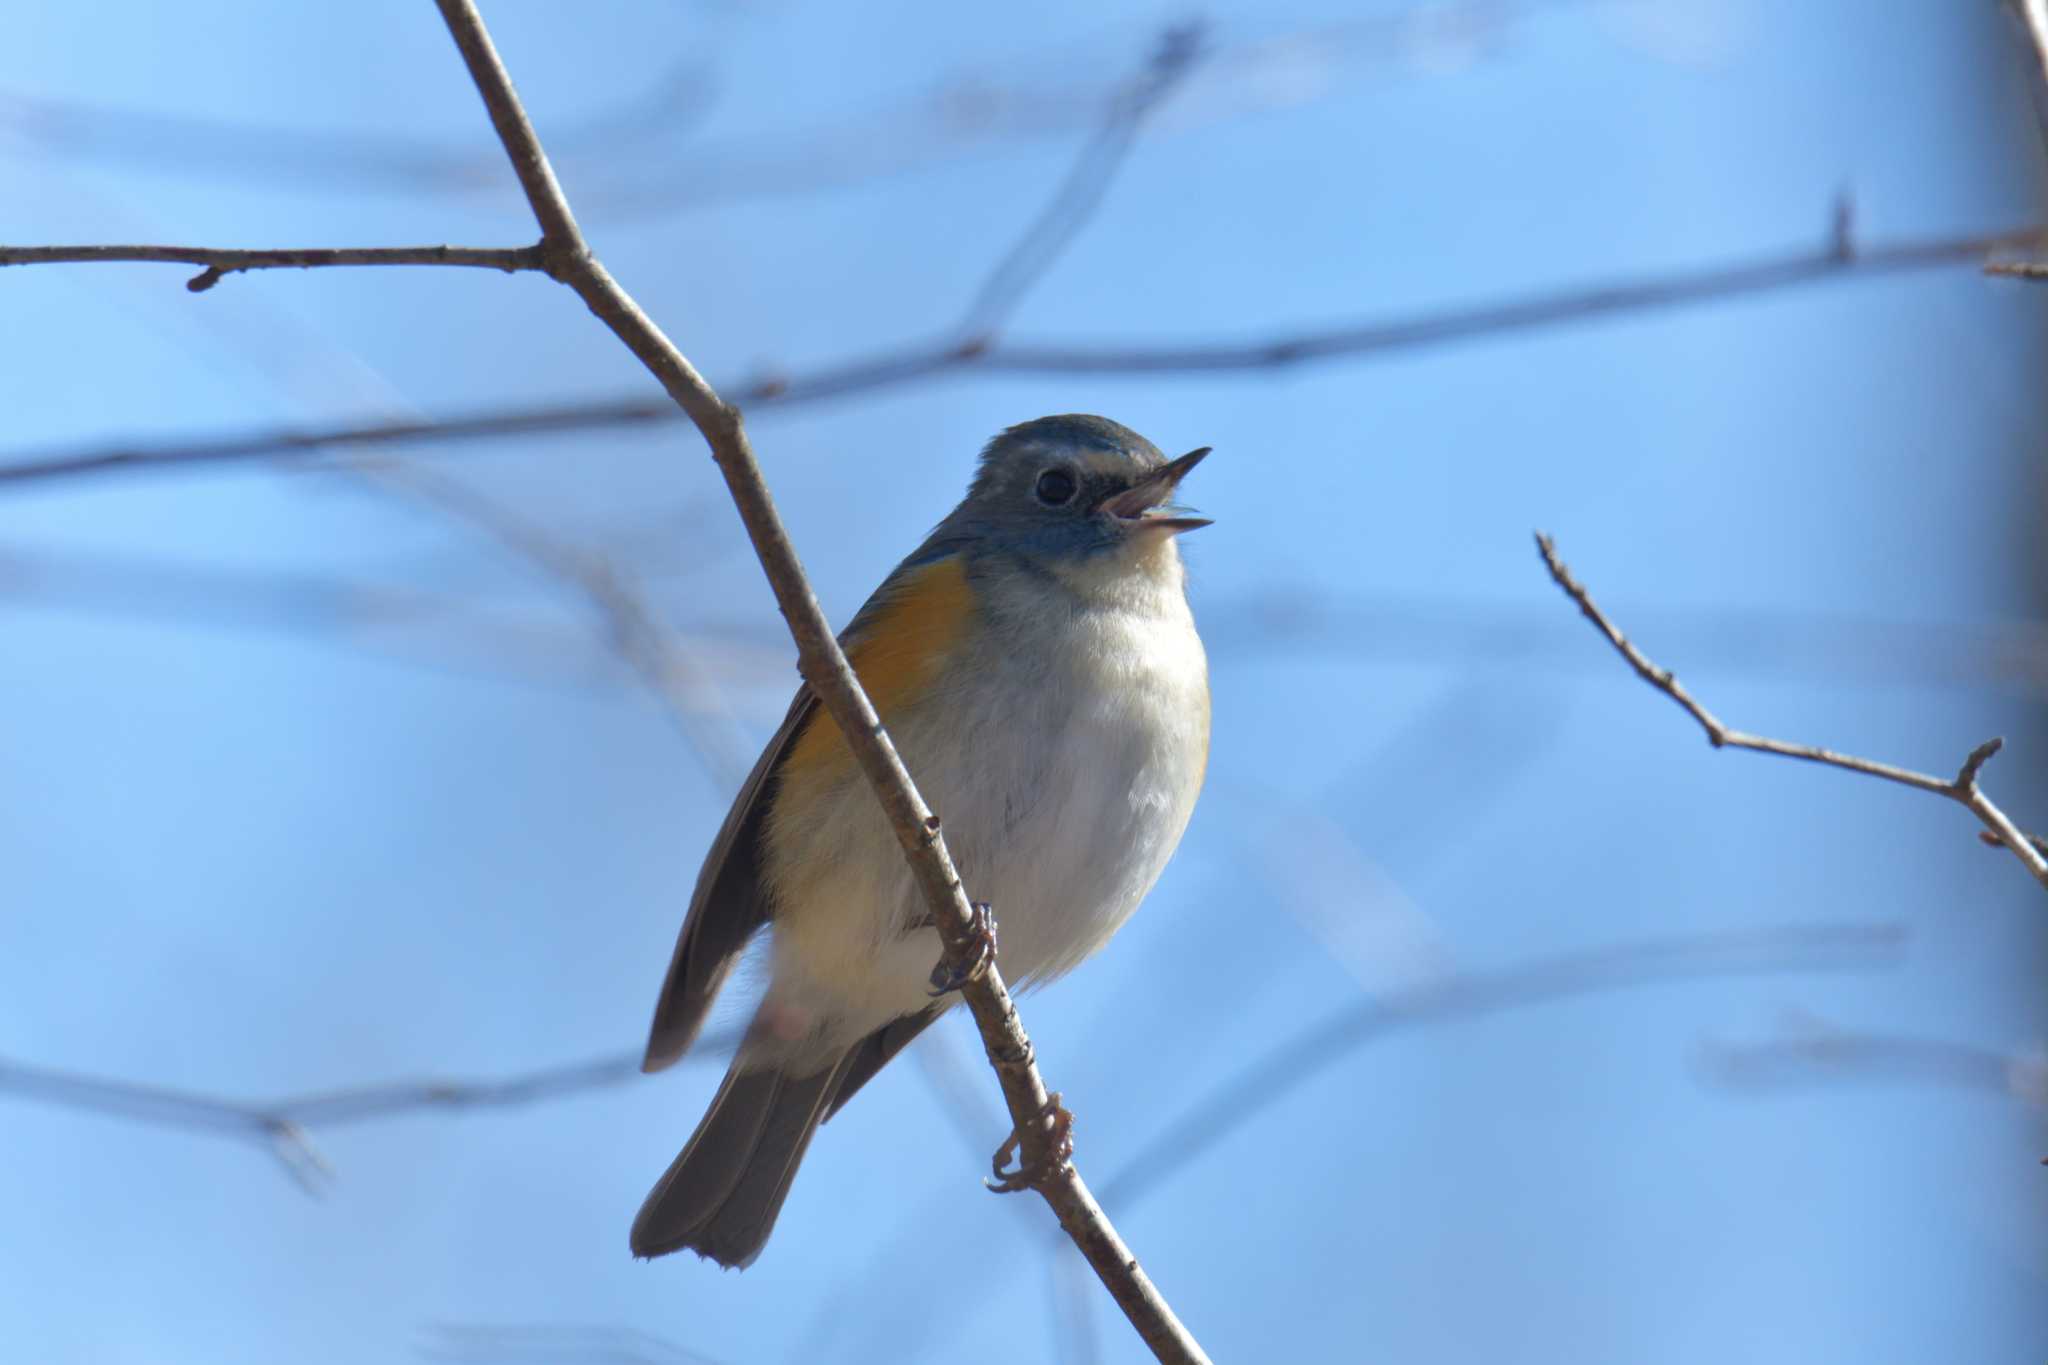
[[757, 565, 1209, 1064]]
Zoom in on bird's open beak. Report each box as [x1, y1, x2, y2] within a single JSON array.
[[1101, 446, 1213, 534]]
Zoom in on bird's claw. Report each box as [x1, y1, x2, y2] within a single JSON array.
[[986, 1092, 1074, 1194], [926, 901, 998, 997]]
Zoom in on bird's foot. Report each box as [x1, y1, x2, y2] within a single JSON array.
[[926, 901, 999, 997], [987, 1091, 1075, 1194]]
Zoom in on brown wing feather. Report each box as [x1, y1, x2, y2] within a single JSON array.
[[641, 543, 971, 1075], [640, 688, 814, 1073]]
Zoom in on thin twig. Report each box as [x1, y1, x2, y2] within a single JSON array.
[[0, 1047, 672, 1189], [0, 52, 716, 194], [1700, 1013, 2047, 1108], [354, 460, 752, 786], [429, 3, 1205, 1358], [787, 918, 1899, 1360], [956, 23, 1203, 339], [2, 921, 1904, 1355], [0, 242, 546, 292], [1535, 534, 2048, 892], [420, 1322, 727, 1365], [24, 546, 2048, 705], [1, 213, 2037, 488]]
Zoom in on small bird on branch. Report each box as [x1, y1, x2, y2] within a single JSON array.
[[631, 414, 1215, 1268]]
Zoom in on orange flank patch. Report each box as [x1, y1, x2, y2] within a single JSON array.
[[781, 554, 974, 783]]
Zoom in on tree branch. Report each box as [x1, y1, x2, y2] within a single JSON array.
[[1700, 1013, 2046, 1109], [1095, 921, 1904, 1215], [955, 22, 1202, 339], [428, 3, 1205, 1358], [0, 242, 547, 292], [0, 1047, 673, 1192], [351, 459, 753, 786], [420, 1322, 728, 1365], [0, 923, 1903, 1254], [1534, 533, 2048, 892], [2, 212, 2038, 488]]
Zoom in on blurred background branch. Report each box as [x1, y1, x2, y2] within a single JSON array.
[[0, 3, 1594, 210], [1702, 1011, 2047, 1110], [1095, 922, 1907, 1214], [3, 206, 2037, 488], [0, 928, 1896, 1197]]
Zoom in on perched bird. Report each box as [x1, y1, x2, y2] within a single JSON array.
[[631, 414, 1213, 1268]]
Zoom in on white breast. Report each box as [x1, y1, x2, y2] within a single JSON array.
[[759, 545, 1209, 1061]]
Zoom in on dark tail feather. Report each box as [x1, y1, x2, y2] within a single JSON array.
[[630, 1052, 854, 1268]]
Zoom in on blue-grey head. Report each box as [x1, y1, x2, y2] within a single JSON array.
[[942, 414, 1211, 566]]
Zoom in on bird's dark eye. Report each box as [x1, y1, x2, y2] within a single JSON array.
[[1034, 467, 1078, 506]]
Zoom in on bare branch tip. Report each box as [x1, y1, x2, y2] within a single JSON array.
[[1956, 735, 2006, 789], [186, 266, 225, 293]]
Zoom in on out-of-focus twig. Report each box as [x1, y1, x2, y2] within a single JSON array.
[[2, 210, 2037, 489], [0, 53, 719, 194], [1096, 921, 1906, 1214], [956, 23, 1202, 339], [0, 4, 1570, 211], [420, 1321, 727, 1365], [1700, 1012, 2047, 1109], [1535, 534, 2048, 893], [0, 1046, 683, 1192], [355, 460, 752, 785], [800, 917, 1902, 1361], [25, 551, 2048, 707], [0, 242, 546, 293], [31, 925, 1891, 1353]]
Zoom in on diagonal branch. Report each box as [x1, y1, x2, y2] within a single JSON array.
[[1095, 921, 1905, 1215], [956, 22, 1203, 339], [353, 460, 753, 786], [807, 919, 1904, 1358], [1535, 533, 2048, 892], [0, 242, 547, 292], [429, 3, 1206, 1359]]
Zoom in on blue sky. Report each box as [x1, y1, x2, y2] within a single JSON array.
[[2, 2, 2044, 1362]]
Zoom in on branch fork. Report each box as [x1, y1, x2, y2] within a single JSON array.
[[1535, 533, 2048, 892]]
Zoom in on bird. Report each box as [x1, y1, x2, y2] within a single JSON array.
[[631, 414, 1212, 1268]]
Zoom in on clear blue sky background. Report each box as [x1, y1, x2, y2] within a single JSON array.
[[2, 2, 2044, 1362]]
